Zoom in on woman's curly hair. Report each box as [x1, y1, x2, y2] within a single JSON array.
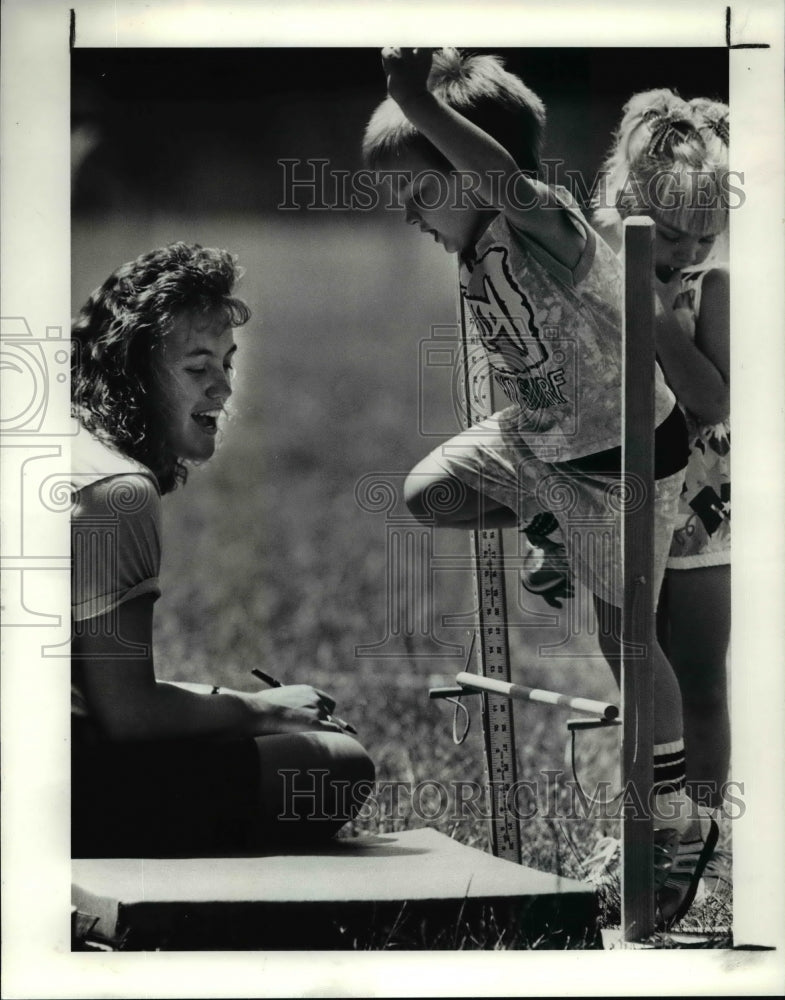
[[72, 242, 251, 494]]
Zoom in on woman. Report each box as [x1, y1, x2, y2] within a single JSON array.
[[70, 242, 374, 857]]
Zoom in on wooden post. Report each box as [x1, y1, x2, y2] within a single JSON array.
[[621, 218, 656, 942]]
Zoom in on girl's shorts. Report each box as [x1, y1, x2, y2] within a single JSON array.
[[422, 412, 685, 609], [666, 420, 730, 571]]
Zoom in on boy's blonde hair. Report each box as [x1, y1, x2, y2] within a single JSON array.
[[594, 88, 729, 237], [363, 48, 546, 175]]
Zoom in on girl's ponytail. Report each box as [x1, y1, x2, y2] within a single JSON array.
[[593, 88, 729, 241], [689, 97, 729, 159]]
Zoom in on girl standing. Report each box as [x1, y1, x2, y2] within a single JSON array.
[[594, 89, 731, 811]]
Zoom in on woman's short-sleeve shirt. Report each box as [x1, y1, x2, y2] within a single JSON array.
[[70, 422, 162, 715]]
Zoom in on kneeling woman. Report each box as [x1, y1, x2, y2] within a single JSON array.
[[70, 242, 374, 857]]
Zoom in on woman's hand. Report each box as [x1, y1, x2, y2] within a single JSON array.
[[74, 594, 354, 741], [248, 684, 346, 736], [381, 47, 433, 107]]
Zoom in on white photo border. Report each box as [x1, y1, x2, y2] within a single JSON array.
[[1, 0, 783, 996]]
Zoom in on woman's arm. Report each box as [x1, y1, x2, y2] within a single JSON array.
[[73, 595, 339, 742], [655, 266, 730, 425], [382, 48, 585, 268]]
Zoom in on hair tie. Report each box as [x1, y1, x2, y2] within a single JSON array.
[[706, 116, 729, 145], [641, 108, 697, 159], [641, 107, 665, 124]]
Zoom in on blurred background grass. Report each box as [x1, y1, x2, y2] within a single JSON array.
[[71, 47, 731, 937], [72, 207, 627, 868]]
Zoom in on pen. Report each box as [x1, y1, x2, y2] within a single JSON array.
[[251, 668, 282, 688], [250, 669, 358, 735]]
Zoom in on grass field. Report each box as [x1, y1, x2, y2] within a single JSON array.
[[73, 212, 732, 948]]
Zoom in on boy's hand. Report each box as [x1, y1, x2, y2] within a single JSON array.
[[381, 47, 433, 107]]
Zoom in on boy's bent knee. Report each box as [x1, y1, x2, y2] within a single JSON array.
[[404, 465, 469, 524], [403, 469, 432, 522]]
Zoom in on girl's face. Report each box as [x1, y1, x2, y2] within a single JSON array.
[[154, 310, 237, 462], [649, 212, 726, 280]]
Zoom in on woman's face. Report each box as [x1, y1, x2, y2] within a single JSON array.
[[154, 310, 237, 462]]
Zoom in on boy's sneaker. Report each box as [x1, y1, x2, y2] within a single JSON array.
[[653, 816, 720, 930], [520, 515, 574, 608]]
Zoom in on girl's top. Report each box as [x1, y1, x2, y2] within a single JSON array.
[[460, 188, 679, 464], [665, 268, 730, 568], [70, 419, 162, 716]]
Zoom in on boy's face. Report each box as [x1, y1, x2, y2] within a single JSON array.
[[388, 150, 492, 255]]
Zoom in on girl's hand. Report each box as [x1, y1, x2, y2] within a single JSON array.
[[655, 272, 694, 338], [381, 47, 433, 107], [655, 268, 683, 313], [250, 684, 345, 735]]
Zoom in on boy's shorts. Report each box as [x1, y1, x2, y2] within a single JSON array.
[[424, 411, 684, 609]]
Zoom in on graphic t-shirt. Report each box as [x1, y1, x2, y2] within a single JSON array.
[[460, 191, 676, 462]]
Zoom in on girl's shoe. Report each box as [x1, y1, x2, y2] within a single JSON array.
[[654, 816, 720, 930]]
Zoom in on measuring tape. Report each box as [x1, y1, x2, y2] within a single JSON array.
[[456, 285, 522, 865]]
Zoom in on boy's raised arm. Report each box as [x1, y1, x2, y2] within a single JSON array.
[[382, 47, 585, 269]]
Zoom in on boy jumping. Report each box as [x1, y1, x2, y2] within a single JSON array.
[[363, 47, 718, 929]]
